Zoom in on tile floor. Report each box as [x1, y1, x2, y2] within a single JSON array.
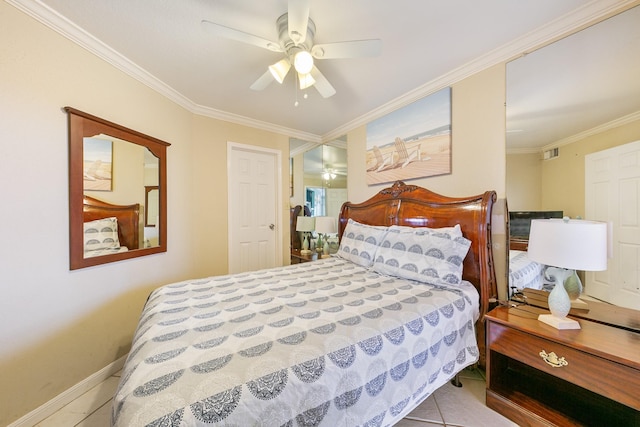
[[35, 366, 517, 427]]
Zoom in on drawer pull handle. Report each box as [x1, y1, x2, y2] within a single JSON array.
[[539, 350, 568, 368]]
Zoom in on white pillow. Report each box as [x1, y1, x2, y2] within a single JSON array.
[[509, 250, 544, 293], [388, 223, 463, 239], [84, 217, 121, 251], [372, 227, 471, 286], [337, 219, 388, 267]]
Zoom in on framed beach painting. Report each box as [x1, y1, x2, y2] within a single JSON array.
[[365, 87, 451, 185], [83, 137, 113, 191]]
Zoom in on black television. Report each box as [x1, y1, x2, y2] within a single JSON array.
[[509, 211, 564, 239]]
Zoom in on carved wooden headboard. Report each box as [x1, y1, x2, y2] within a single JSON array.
[[338, 181, 497, 366], [83, 195, 140, 250]]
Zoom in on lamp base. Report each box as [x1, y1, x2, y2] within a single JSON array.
[[299, 249, 312, 255], [570, 297, 589, 311], [538, 314, 581, 330]]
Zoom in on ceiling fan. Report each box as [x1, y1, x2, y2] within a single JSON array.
[[202, 0, 382, 98]]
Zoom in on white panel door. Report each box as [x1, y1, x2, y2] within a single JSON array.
[[228, 142, 281, 274], [585, 140, 640, 310], [326, 188, 347, 219]]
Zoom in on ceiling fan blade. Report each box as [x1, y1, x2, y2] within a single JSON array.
[[287, 0, 310, 45], [201, 19, 282, 52], [312, 39, 382, 59], [250, 70, 275, 91], [310, 66, 336, 98]]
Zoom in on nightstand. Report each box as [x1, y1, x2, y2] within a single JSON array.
[[485, 305, 640, 426], [290, 248, 318, 264]]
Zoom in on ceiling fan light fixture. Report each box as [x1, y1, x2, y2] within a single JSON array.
[[294, 50, 314, 74], [323, 170, 336, 180], [298, 72, 315, 89], [269, 59, 291, 84]]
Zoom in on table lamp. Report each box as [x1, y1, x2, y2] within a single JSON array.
[[314, 216, 337, 258], [296, 216, 315, 255], [527, 218, 607, 329]]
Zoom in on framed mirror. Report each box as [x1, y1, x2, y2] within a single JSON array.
[[65, 107, 170, 270]]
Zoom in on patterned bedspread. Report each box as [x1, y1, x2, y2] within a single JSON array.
[[112, 257, 480, 427]]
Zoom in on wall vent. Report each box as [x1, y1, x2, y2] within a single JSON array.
[[543, 147, 559, 160]]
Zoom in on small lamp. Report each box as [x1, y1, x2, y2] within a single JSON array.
[[315, 216, 337, 258], [296, 216, 315, 255], [528, 218, 607, 329]]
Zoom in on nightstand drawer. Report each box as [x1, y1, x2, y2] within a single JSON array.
[[488, 321, 640, 411]]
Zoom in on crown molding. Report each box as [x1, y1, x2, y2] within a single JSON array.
[[7, 0, 198, 111], [507, 110, 640, 155], [289, 140, 321, 157], [7, 0, 323, 142], [540, 110, 640, 152], [323, 0, 639, 142], [190, 104, 322, 143], [9, 0, 638, 143]]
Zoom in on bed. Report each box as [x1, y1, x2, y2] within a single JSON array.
[[507, 211, 562, 296], [112, 181, 497, 427], [508, 250, 547, 296], [82, 195, 140, 258]]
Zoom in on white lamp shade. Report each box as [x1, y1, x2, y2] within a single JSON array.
[[269, 59, 291, 84], [528, 219, 608, 271], [314, 216, 336, 235], [298, 72, 315, 89], [295, 216, 315, 232]]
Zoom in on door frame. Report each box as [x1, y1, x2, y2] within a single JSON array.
[[227, 141, 283, 272]]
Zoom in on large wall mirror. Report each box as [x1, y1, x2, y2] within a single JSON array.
[[290, 136, 347, 219], [505, 5, 640, 309], [66, 107, 170, 270]]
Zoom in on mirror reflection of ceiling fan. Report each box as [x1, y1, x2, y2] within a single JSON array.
[[322, 167, 346, 180], [202, 0, 382, 98]]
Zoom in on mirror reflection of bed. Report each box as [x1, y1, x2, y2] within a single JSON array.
[[507, 210, 563, 298], [82, 196, 140, 258]]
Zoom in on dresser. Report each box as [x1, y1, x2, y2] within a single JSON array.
[[485, 305, 640, 426]]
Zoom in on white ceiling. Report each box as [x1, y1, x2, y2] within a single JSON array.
[[12, 0, 639, 148]]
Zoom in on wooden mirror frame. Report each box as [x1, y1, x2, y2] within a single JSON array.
[[65, 107, 170, 270]]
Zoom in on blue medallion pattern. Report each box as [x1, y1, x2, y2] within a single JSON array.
[[112, 257, 480, 427]]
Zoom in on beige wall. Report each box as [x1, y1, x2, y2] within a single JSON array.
[[348, 64, 509, 300], [347, 66, 506, 201], [0, 4, 287, 424], [506, 152, 542, 211], [0, 4, 191, 424], [189, 114, 291, 279], [1, 3, 507, 425]]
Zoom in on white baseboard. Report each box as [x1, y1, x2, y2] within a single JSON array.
[[8, 355, 127, 427]]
